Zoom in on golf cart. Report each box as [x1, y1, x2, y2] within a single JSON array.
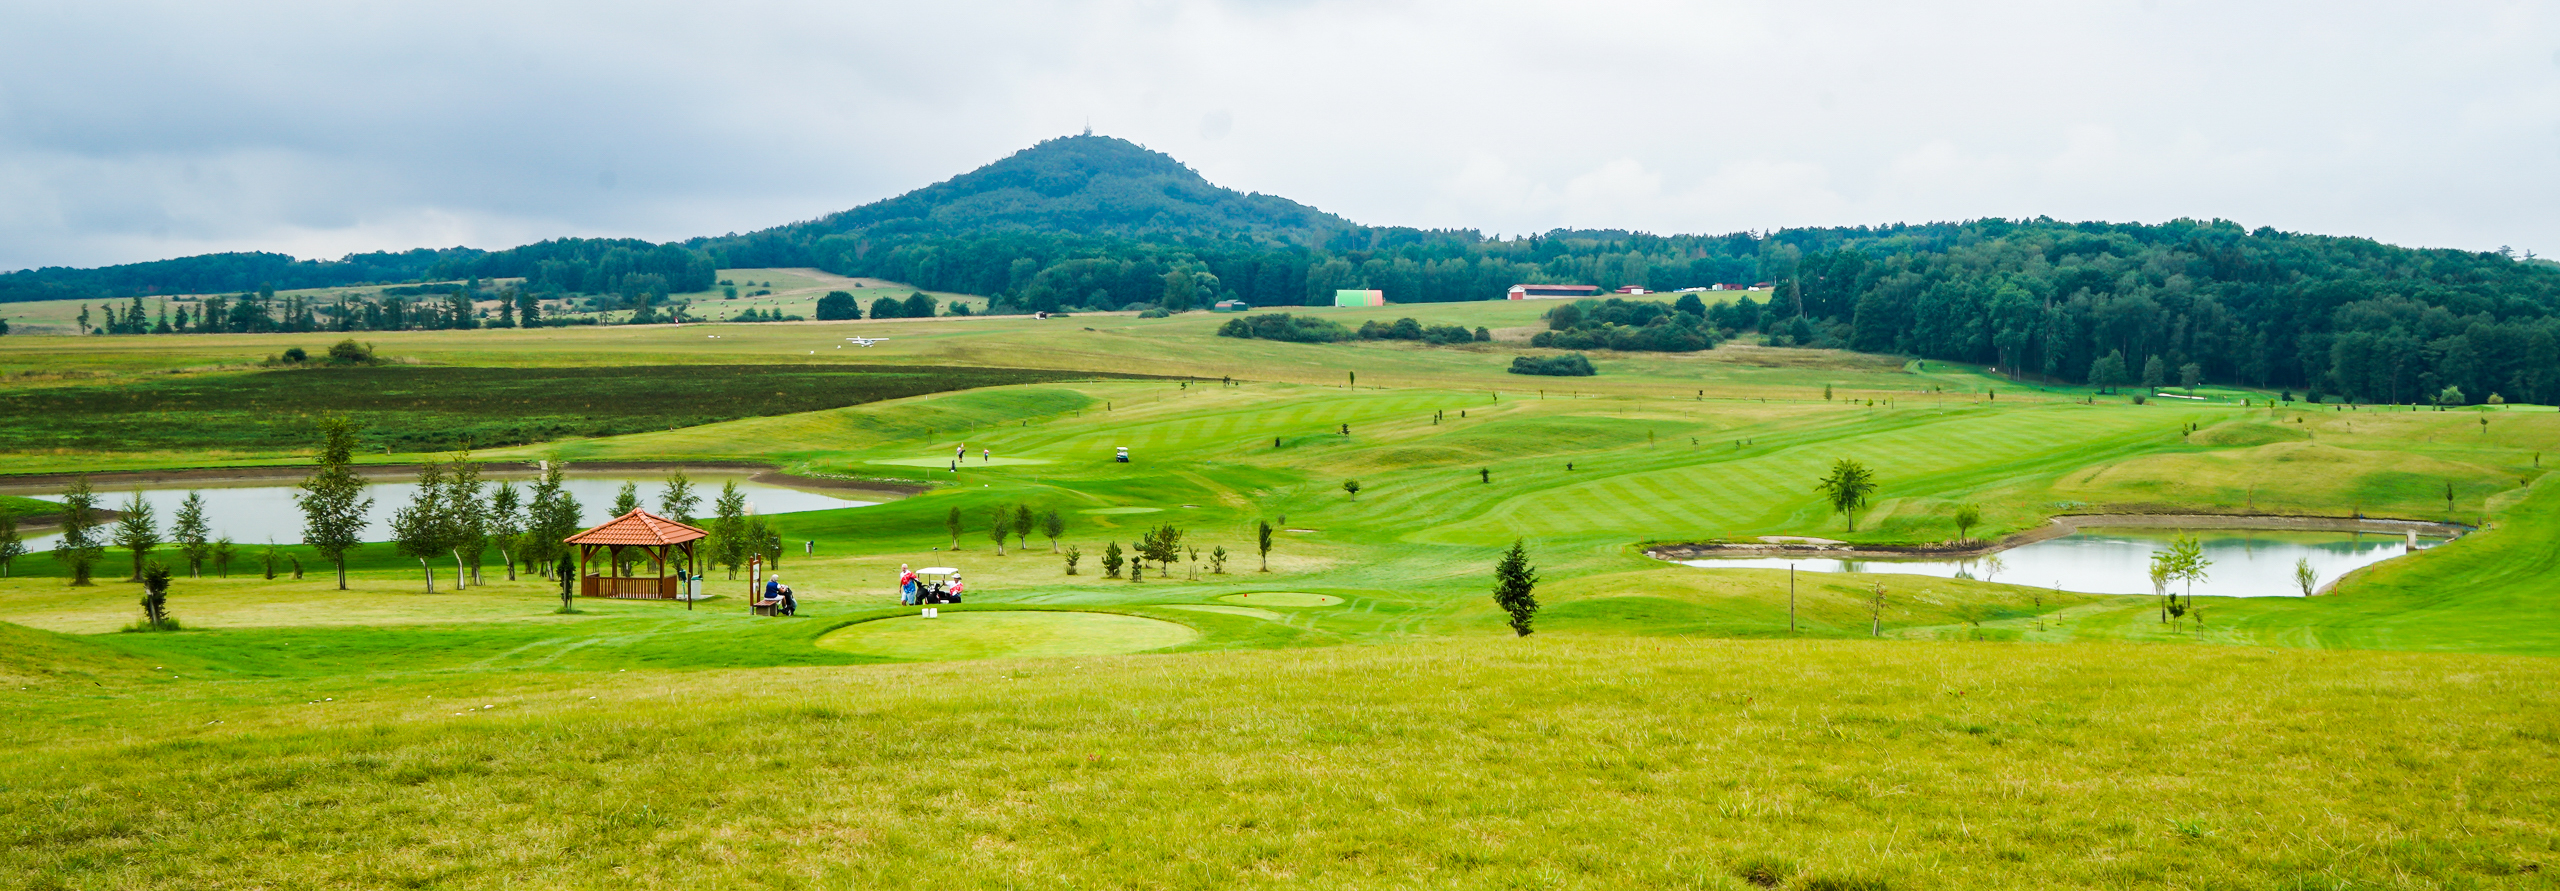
[[916, 567, 963, 604], [1115, 446, 1130, 463]]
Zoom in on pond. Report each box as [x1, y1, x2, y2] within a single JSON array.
[[8, 471, 877, 549], [1676, 527, 2446, 598]]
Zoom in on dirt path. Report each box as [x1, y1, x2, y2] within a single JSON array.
[[1648, 513, 2471, 562]]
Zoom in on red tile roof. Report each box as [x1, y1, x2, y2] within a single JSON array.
[[566, 509, 710, 546]]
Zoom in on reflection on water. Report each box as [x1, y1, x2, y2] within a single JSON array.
[[1680, 527, 2444, 598], [12, 473, 875, 549]]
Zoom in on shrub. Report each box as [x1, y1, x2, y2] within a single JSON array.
[[281, 347, 310, 363], [1508, 354, 1596, 376], [814, 291, 859, 321], [1217, 313, 1352, 344], [325, 340, 377, 364]]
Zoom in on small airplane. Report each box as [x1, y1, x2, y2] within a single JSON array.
[[845, 337, 890, 347]]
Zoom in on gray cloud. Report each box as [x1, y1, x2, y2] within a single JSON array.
[[4, 0, 2556, 270]]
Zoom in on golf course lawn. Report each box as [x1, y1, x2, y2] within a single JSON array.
[[3, 306, 2557, 887], [815, 610, 1198, 660]]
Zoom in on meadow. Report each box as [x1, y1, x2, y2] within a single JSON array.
[[2, 297, 2555, 887]]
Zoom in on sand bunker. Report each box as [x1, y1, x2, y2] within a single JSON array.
[[1217, 592, 1343, 607]]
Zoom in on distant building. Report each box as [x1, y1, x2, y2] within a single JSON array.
[[1212, 299, 1251, 313], [1333, 289, 1385, 307], [1506, 284, 1602, 300], [1615, 286, 1648, 295]]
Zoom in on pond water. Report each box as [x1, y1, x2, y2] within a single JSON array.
[[1677, 527, 2446, 598], [9, 472, 876, 549]]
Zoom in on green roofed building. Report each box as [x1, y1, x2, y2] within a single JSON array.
[[1334, 289, 1385, 307]]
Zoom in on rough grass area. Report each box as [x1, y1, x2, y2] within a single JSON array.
[[2, 635, 2552, 889], [0, 364, 1109, 453]]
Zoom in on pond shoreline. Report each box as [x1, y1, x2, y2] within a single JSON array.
[[0, 462, 927, 501], [1647, 513, 2473, 562]]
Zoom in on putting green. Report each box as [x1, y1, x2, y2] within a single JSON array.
[[1163, 603, 1285, 621], [1218, 592, 1344, 607], [814, 611, 1196, 661], [869, 456, 1053, 467], [1082, 506, 1162, 515]]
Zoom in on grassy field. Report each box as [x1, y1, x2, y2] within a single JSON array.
[[4, 623, 2554, 889], [2, 298, 2555, 887]]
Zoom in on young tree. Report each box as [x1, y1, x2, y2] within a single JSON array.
[[172, 491, 211, 578], [612, 482, 640, 517], [1063, 544, 1082, 575], [259, 544, 282, 579], [2087, 350, 2127, 394], [295, 417, 373, 590], [1867, 581, 1888, 636], [390, 461, 451, 591], [1257, 520, 1274, 572], [1141, 524, 1185, 577], [113, 492, 161, 582], [138, 561, 175, 630], [1012, 504, 1036, 551], [2180, 362, 2204, 393], [0, 512, 21, 578], [1101, 541, 1124, 578], [489, 482, 524, 581], [1210, 546, 1228, 574], [1492, 539, 1538, 637], [211, 537, 236, 579], [1342, 479, 1361, 499], [946, 506, 963, 549], [711, 481, 747, 578], [524, 462, 581, 578], [2140, 355, 2166, 393], [989, 507, 1009, 555], [658, 470, 700, 523], [1951, 503, 1982, 544], [50, 477, 105, 586], [444, 455, 486, 587], [2294, 556, 2318, 597], [1814, 458, 1879, 532], [1041, 508, 1065, 553]]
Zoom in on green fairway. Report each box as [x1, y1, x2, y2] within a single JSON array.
[[814, 609, 1199, 660]]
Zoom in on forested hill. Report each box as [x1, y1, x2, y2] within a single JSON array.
[[0, 248, 474, 304], [725, 134, 1350, 250]]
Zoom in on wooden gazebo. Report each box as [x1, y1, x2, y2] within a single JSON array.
[[567, 509, 709, 599]]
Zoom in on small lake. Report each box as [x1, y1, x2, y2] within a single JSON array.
[[9, 471, 875, 549], [1678, 527, 2446, 598]]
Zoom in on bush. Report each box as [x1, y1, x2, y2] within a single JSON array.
[[325, 340, 377, 364], [1137, 307, 1170, 319], [1529, 298, 1717, 352], [1509, 354, 1596, 376], [281, 347, 309, 363], [1217, 313, 1351, 344], [814, 291, 859, 321]]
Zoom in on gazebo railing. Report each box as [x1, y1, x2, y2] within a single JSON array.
[[582, 575, 680, 599]]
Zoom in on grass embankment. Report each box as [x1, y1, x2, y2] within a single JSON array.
[[3, 633, 2553, 889], [0, 364, 1118, 460]]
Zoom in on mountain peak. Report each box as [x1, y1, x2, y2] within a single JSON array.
[[797, 134, 1349, 240]]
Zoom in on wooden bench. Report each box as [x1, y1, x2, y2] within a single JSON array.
[[750, 595, 783, 617]]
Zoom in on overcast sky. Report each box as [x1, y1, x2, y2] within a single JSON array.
[[5, 1, 2556, 271]]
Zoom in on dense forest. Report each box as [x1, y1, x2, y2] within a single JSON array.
[[14, 134, 2560, 404]]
